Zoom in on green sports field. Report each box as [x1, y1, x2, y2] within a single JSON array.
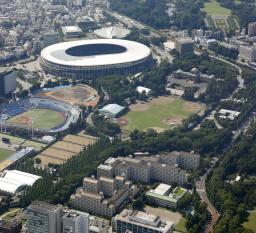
[[203, 0, 231, 16], [119, 96, 204, 132], [0, 148, 13, 162], [243, 210, 256, 233], [7, 109, 65, 130]]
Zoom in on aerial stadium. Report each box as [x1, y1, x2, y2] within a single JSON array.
[[39, 39, 152, 78], [0, 97, 80, 134]]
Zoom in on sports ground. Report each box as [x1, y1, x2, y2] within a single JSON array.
[[37, 85, 99, 107], [7, 108, 65, 130], [118, 96, 205, 132]]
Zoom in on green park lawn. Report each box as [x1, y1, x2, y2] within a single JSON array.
[[174, 216, 187, 232], [121, 97, 203, 132], [0, 148, 14, 161], [7, 108, 65, 130], [203, 0, 231, 16], [243, 210, 256, 233]]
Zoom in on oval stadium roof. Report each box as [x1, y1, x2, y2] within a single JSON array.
[[40, 39, 151, 67]]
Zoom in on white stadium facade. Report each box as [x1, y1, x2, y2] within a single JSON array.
[[39, 39, 152, 78]]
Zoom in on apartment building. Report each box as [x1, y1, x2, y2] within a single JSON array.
[[97, 154, 190, 185], [70, 176, 137, 217]]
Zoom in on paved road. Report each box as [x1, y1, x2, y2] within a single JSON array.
[[196, 172, 220, 233]]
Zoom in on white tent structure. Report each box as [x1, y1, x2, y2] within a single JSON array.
[[0, 170, 41, 194]]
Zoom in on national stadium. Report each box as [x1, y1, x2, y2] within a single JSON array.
[[0, 97, 80, 134], [39, 39, 152, 78]]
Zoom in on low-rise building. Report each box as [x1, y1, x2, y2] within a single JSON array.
[[61, 26, 82, 39], [113, 209, 174, 233], [99, 104, 126, 118], [136, 86, 152, 96], [146, 184, 188, 209]]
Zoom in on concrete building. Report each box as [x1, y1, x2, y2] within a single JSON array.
[[146, 184, 188, 209], [113, 209, 174, 233], [0, 219, 22, 233], [76, 17, 96, 32], [238, 45, 256, 63], [159, 151, 200, 170], [0, 68, 17, 96], [70, 176, 137, 217], [62, 210, 89, 233], [99, 104, 126, 118], [175, 38, 194, 57], [43, 32, 60, 48], [89, 216, 111, 233], [98, 155, 187, 185], [248, 22, 256, 37], [27, 201, 63, 233], [61, 26, 82, 39]]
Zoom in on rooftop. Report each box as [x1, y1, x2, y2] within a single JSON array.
[[41, 39, 151, 67], [115, 209, 173, 231], [99, 104, 125, 115], [0, 169, 41, 194]]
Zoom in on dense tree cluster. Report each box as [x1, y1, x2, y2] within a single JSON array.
[[172, 53, 238, 102], [110, 0, 171, 29], [85, 112, 121, 137], [172, 0, 206, 30], [207, 122, 256, 233]]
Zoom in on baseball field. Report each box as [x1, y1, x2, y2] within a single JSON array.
[[7, 108, 65, 130], [118, 96, 205, 132]]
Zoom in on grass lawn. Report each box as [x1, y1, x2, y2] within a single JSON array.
[[121, 97, 203, 132], [243, 210, 256, 233], [7, 108, 65, 130], [203, 0, 231, 16], [174, 216, 187, 232], [0, 148, 13, 161], [22, 140, 47, 151], [0, 133, 25, 144]]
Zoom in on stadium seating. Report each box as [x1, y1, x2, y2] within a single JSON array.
[[0, 97, 80, 133]]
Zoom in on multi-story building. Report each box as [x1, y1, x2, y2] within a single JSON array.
[[70, 176, 137, 217], [62, 210, 89, 233], [159, 151, 200, 170], [61, 26, 82, 39], [238, 45, 256, 63], [98, 154, 188, 185], [0, 219, 22, 233], [248, 22, 256, 37], [43, 31, 60, 48], [175, 38, 194, 57], [0, 68, 17, 96], [27, 201, 63, 233], [113, 209, 174, 233]]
